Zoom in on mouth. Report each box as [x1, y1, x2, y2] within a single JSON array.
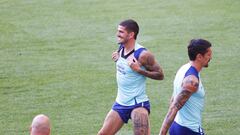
[[117, 36, 122, 39], [117, 36, 123, 41]]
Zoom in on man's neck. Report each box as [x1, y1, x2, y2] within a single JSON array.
[[124, 40, 136, 53], [189, 61, 202, 72]]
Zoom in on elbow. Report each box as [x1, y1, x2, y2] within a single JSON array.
[[160, 74, 164, 80], [154, 74, 164, 80], [157, 73, 164, 80], [157, 69, 164, 80]]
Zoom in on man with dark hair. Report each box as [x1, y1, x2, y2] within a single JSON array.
[[159, 39, 212, 135], [119, 19, 139, 40], [98, 19, 164, 135]]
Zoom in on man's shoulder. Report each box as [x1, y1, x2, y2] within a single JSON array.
[[134, 43, 147, 60], [134, 42, 145, 50]]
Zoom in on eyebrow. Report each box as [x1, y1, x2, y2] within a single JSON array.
[[118, 29, 125, 33]]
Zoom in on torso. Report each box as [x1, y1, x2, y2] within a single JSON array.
[[173, 63, 205, 132], [115, 43, 148, 106]]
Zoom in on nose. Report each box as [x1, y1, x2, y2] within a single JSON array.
[[116, 30, 121, 35], [116, 32, 120, 37]]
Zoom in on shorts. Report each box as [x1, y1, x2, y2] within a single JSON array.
[[112, 101, 150, 123], [170, 121, 205, 135]]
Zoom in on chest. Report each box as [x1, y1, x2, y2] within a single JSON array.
[[116, 56, 134, 75]]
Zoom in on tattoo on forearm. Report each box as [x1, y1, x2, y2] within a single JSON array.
[[133, 113, 149, 135], [165, 110, 174, 127], [160, 105, 177, 134], [160, 78, 197, 134], [160, 90, 192, 134], [174, 90, 192, 110]]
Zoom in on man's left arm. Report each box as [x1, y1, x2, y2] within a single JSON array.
[[128, 51, 164, 80]]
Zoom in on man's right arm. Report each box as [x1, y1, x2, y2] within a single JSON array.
[[159, 75, 199, 135]]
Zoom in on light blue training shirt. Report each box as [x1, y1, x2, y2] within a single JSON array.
[[115, 43, 148, 106], [173, 63, 205, 133]]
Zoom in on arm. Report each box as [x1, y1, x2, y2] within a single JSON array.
[[159, 75, 199, 135], [128, 51, 164, 80]]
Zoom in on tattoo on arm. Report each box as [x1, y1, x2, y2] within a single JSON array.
[[160, 90, 193, 135], [160, 76, 198, 135], [182, 76, 199, 94], [138, 52, 164, 80], [160, 90, 192, 135], [174, 90, 192, 110], [175, 76, 198, 110], [184, 79, 199, 89], [160, 104, 177, 135]]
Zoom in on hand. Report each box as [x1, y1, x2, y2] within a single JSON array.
[[112, 51, 119, 62], [128, 56, 141, 72]]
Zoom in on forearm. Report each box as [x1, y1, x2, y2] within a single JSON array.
[[159, 106, 178, 135], [160, 89, 193, 135], [137, 68, 164, 80]]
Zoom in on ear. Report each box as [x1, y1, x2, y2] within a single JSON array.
[[196, 53, 203, 60], [129, 31, 135, 39]]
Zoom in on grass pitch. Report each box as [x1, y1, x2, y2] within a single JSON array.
[[0, 0, 240, 134]]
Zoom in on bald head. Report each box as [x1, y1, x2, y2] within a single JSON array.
[[30, 114, 50, 135]]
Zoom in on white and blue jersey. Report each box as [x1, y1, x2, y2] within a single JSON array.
[[115, 43, 148, 106], [172, 63, 205, 134]]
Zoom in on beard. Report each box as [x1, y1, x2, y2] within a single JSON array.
[[204, 59, 211, 67], [117, 36, 127, 44]]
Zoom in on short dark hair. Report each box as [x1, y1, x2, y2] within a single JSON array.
[[188, 39, 212, 60], [119, 19, 139, 39]]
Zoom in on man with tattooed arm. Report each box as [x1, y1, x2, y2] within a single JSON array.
[[98, 19, 164, 135], [159, 39, 212, 135]]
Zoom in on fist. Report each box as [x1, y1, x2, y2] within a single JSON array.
[[112, 51, 119, 62], [128, 56, 141, 72]]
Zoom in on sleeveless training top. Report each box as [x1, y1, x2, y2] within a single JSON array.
[[173, 63, 205, 133], [115, 43, 148, 106]]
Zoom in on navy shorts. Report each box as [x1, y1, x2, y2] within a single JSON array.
[[170, 121, 205, 135], [112, 101, 150, 123]]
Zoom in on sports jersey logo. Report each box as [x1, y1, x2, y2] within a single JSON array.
[[117, 64, 126, 75]]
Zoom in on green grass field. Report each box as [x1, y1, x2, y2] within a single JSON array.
[[1, 0, 240, 134]]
